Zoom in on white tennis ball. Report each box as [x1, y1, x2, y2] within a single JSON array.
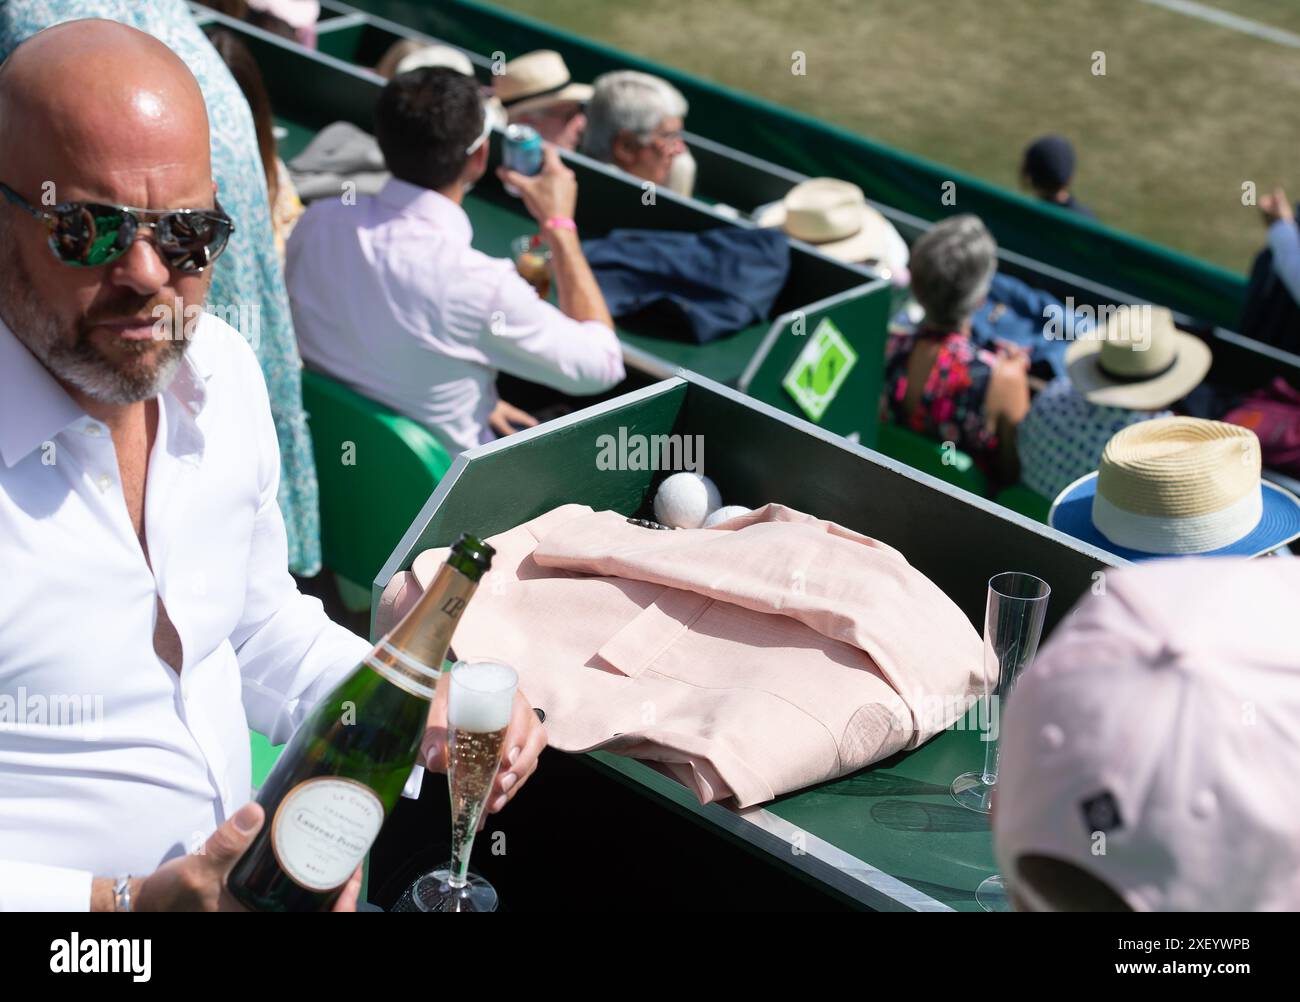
[[703, 505, 752, 528], [653, 473, 722, 529]]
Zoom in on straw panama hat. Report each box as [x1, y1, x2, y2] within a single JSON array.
[[1064, 305, 1210, 410], [497, 50, 593, 118], [755, 178, 904, 269], [1049, 416, 1300, 559]]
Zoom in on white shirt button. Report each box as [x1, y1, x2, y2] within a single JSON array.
[[83, 423, 102, 436], [95, 474, 113, 492]]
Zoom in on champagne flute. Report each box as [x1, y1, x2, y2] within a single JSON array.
[[951, 572, 1050, 911], [397, 660, 517, 912]]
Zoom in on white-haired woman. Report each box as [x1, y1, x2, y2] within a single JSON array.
[[579, 70, 688, 188], [882, 214, 1030, 484]]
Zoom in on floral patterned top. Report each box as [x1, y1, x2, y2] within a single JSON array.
[[0, 0, 322, 575], [882, 328, 997, 470]]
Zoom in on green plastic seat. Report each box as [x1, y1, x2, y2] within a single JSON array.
[[875, 423, 989, 497], [250, 730, 281, 791], [994, 484, 1053, 524], [300, 369, 454, 589], [250, 370, 454, 785]]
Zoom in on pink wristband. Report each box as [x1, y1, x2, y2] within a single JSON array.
[[544, 216, 577, 232]]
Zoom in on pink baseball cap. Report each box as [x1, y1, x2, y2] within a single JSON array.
[[993, 557, 1300, 911]]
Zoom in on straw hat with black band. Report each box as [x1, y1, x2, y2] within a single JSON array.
[[1065, 305, 1210, 410], [497, 50, 593, 118], [1049, 416, 1300, 559]]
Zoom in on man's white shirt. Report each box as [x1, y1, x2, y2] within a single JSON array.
[[0, 311, 413, 911]]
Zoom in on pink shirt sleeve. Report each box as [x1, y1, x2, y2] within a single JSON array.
[[475, 267, 625, 396]]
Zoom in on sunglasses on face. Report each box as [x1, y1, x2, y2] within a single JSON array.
[[0, 182, 234, 273]]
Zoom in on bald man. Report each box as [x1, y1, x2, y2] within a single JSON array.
[[0, 19, 545, 912]]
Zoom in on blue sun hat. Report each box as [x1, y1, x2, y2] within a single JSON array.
[[1049, 416, 1300, 560]]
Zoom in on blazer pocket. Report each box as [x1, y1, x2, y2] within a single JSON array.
[[592, 588, 714, 678]]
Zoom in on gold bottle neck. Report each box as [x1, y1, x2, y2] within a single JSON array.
[[368, 563, 479, 698]]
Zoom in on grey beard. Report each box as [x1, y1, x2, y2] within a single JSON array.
[[0, 242, 192, 405], [34, 334, 188, 405]]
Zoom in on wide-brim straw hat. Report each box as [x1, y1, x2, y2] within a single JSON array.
[[754, 178, 897, 266], [1064, 305, 1210, 410], [1049, 416, 1300, 559], [497, 50, 593, 118]]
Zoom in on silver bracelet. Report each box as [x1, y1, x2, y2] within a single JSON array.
[[113, 875, 133, 913]]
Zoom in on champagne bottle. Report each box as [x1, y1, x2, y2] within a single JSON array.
[[227, 533, 494, 912]]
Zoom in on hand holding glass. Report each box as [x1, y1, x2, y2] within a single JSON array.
[[396, 660, 517, 912]]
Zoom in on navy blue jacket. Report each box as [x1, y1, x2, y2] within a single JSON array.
[[582, 227, 791, 344]]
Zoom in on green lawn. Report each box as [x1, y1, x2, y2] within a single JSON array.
[[489, 0, 1298, 276]]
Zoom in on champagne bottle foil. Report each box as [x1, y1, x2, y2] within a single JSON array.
[[366, 641, 440, 699]]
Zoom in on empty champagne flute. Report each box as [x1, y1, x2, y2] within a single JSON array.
[[952, 572, 1050, 911]]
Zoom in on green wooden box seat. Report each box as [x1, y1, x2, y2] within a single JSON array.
[[458, 154, 892, 441], [216, 4, 1300, 492], [994, 484, 1053, 524], [194, 13, 895, 448], [301, 369, 453, 591], [371, 372, 1123, 911], [291, 2, 1300, 503], [874, 423, 988, 497]]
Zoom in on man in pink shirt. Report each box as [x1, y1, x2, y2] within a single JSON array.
[[287, 67, 625, 454]]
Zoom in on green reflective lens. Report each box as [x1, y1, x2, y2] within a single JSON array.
[[52, 204, 131, 267]]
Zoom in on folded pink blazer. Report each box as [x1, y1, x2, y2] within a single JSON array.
[[379, 504, 983, 807]]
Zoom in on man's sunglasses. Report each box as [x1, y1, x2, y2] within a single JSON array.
[[0, 181, 234, 273]]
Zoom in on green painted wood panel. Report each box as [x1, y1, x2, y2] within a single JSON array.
[[376, 375, 1122, 908], [313, 21, 367, 62], [378, 381, 689, 572], [764, 709, 995, 911], [743, 284, 893, 446]]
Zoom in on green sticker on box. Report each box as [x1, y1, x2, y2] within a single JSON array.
[[782, 317, 858, 422]]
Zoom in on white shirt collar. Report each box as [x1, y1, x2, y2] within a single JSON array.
[[0, 311, 216, 469]]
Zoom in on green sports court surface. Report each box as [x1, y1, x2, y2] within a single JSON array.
[[491, 0, 1297, 276]]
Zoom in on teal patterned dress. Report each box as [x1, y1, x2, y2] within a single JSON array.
[[0, 0, 322, 574]]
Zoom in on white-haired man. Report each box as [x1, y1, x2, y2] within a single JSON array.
[[579, 69, 688, 189]]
